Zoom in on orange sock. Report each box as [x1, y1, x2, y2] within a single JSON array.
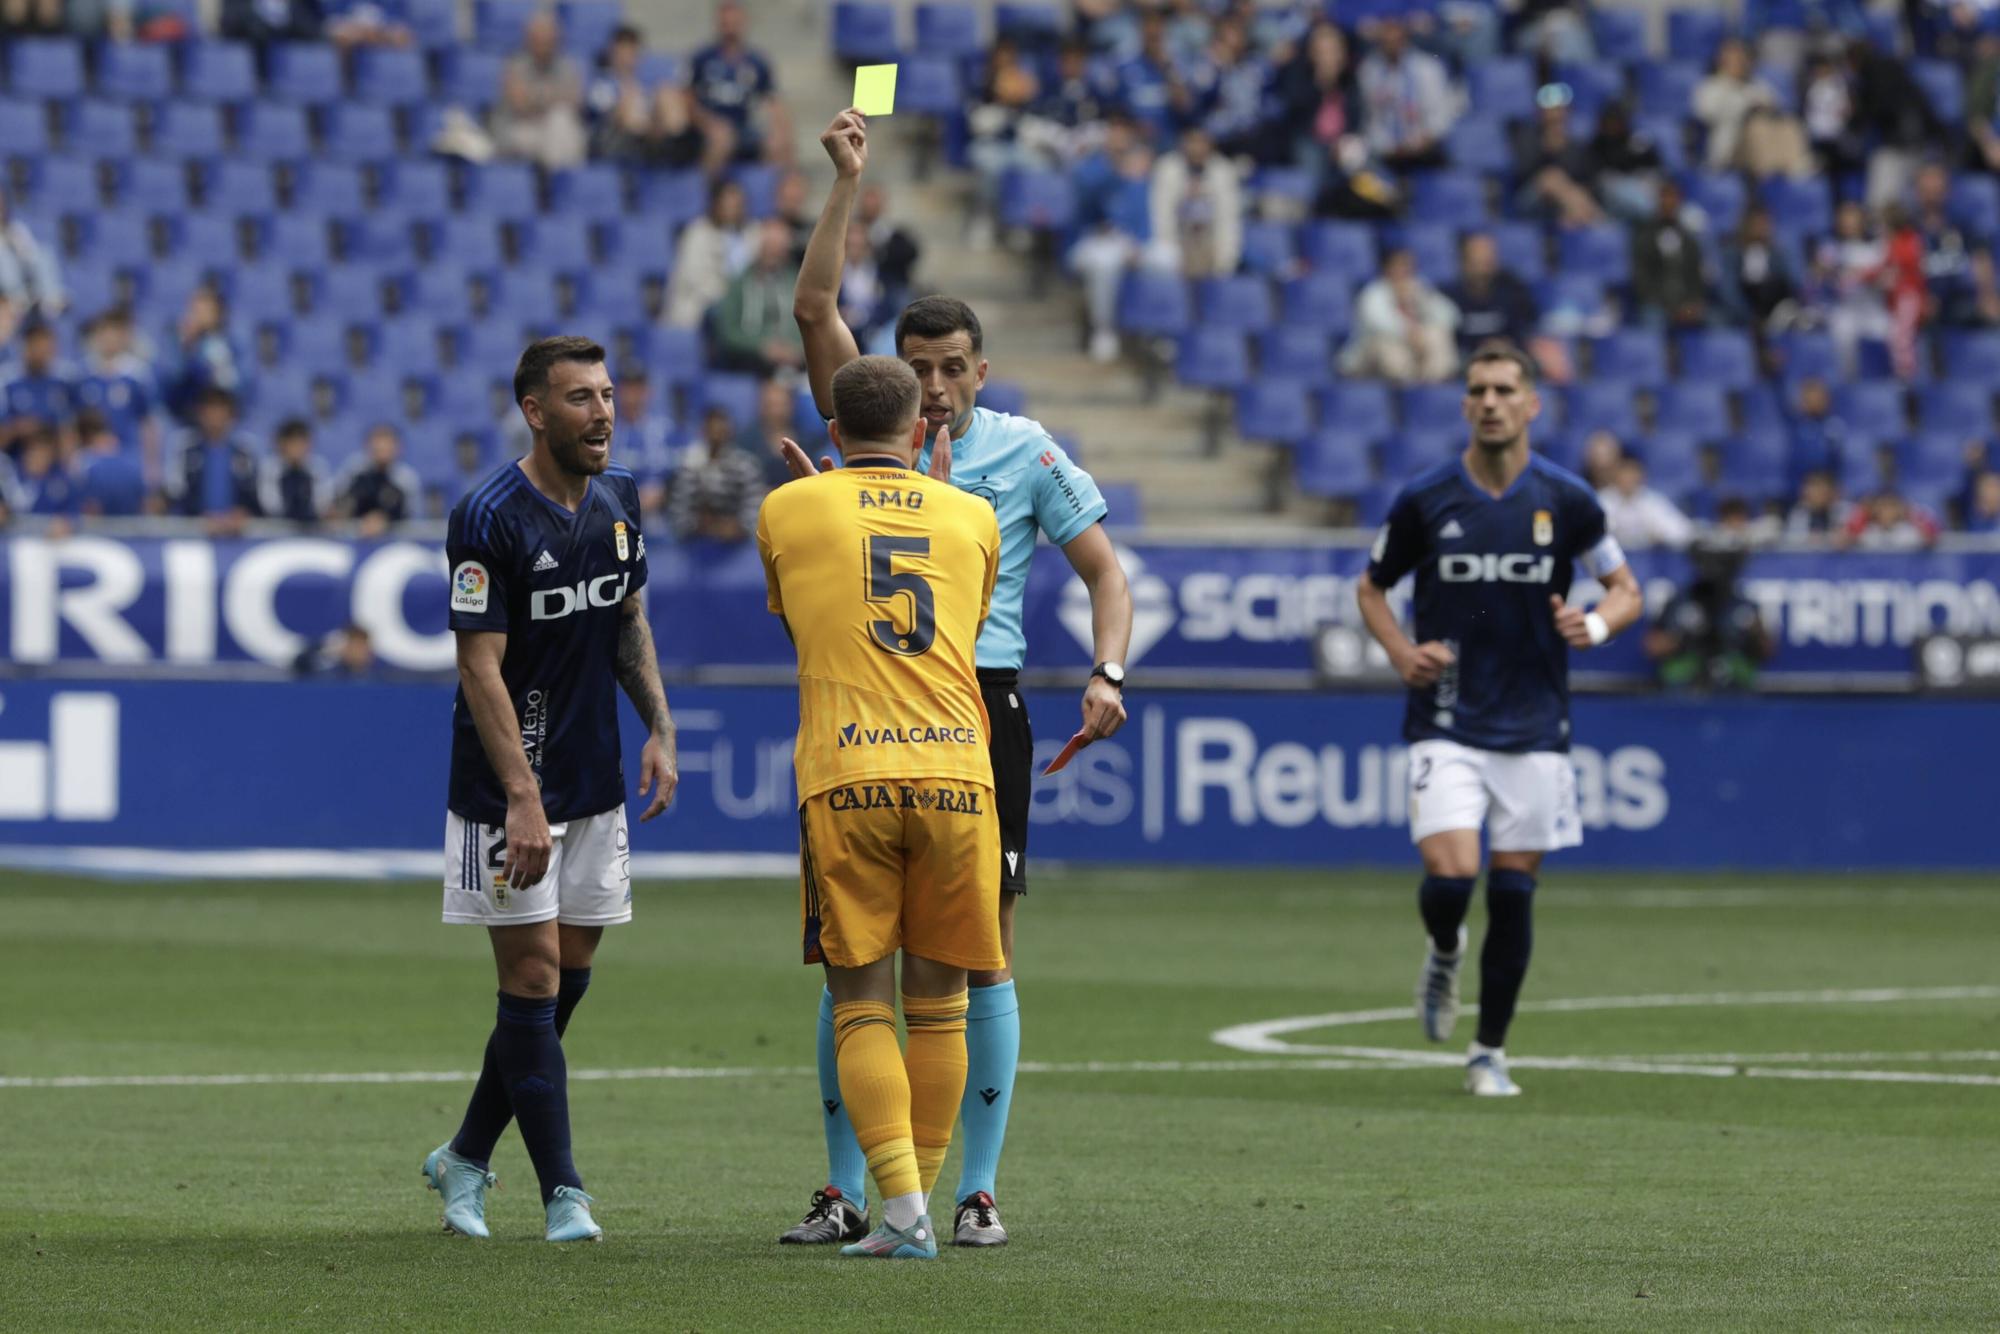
[[832, 1000, 920, 1203], [902, 990, 969, 1198]]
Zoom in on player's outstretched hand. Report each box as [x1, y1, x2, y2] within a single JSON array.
[[927, 423, 952, 482], [1080, 676, 1127, 741], [778, 436, 837, 480], [1550, 595, 1594, 649], [503, 796, 553, 891], [637, 733, 678, 822], [820, 108, 868, 179], [1399, 640, 1456, 688]]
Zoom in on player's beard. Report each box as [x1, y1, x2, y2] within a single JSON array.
[[550, 425, 611, 477]]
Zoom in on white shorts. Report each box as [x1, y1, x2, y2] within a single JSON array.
[[442, 806, 633, 926], [1406, 739, 1583, 853]]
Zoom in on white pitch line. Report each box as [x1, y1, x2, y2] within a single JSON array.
[[1588, 1050, 2000, 1066]]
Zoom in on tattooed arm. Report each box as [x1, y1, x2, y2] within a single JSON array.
[[617, 591, 678, 821]]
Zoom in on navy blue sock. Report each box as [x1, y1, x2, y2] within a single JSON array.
[[1476, 870, 1537, 1048], [450, 969, 592, 1168], [1418, 875, 1476, 953], [491, 990, 581, 1203]]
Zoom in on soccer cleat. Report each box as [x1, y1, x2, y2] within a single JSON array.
[[1466, 1049, 1522, 1098], [544, 1185, 603, 1242], [422, 1143, 497, 1239], [839, 1213, 939, 1259], [953, 1191, 1009, 1247], [1416, 926, 1467, 1042], [778, 1186, 869, 1244]]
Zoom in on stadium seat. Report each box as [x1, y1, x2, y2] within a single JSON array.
[[1681, 172, 1747, 235], [403, 0, 460, 49], [433, 216, 506, 269], [150, 103, 225, 159], [643, 325, 706, 388], [376, 160, 451, 217], [1095, 481, 1142, 525], [557, 0, 624, 62], [1667, 9, 1727, 64], [439, 49, 506, 111], [1115, 269, 1191, 337], [74, 211, 153, 267], [1378, 431, 1458, 476], [1257, 326, 1335, 386], [178, 42, 257, 103], [260, 212, 333, 267], [1917, 384, 1995, 437], [410, 265, 476, 323], [267, 42, 345, 106], [321, 105, 400, 165], [729, 163, 780, 218], [994, 3, 1061, 42], [226, 259, 296, 324], [474, 0, 541, 51], [1400, 385, 1464, 438], [1556, 224, 1630, 287], [202, 159, 276, 214], [1490, 221, 1548, 283], [1299, 221, 1377, 286], [1468, 58, 1536, 121], [897, 56, 964, 116], [1912, 61, 1964, 125], [1856, 335, 1933, 383], [95, 40, 173, 101], [1636, 61, 1701, 120], [1948, 176, 2000, 242], [518, 215, 597, 271], [1678, 329, 1758, 391], [237, 104, 312, 162], [832, 2, 900, 63], [998, 168, 1074, 231], [1445, 117, 1511, 175], [1761, 176, 1831, 238], [1398, 223, 1459, 284], [575, 271, 649, 330], [1565, 382, 1640, 440], [63, 99, 137, 156], [28, 158, 101, 213], [116, 158, 190, 212], [292, 162, 367, 218], [1411, 172, 1489, 230], [1654, 385, 1732, 441], [979, 379, 1028, 417], [1637, 114, 1689, 172], [1906, 431, 1981, 486], [168, 211, 242, 268], [1833, 381, 1907, 440], [914, 4, 983, 58], [1279, 272, 1353, 337], [1589, 330, 1668, 387], [9, 37, 85, 99], [695, 372, 762, 430], [463, 161, 542, 222], [1590, 9, 1648, 62], [352, 47, 432, 107], [341, 213, 419, 265], [132, 258, 206, 325], [1554, 60, 1626, 119], [1174, 328, 1251, 391], [1197, 275, 1275, 333], [1942, 330, 2000, 381], [491, 270, 562, 326], [1294, 431, 1374, 499], [1235, 377, 1314, 446], [1636, 430, 1704, 494], [1715, 433, 1788, 497], [1739, 383, 1787, 438], [1238, 220, 1298, 277], [0, 97, 51, 155], [1533, 429, 1581, 472], [598, 217, 675, 278], [1316, 382, 1395, 444], [548, 164, 627, 220], [637, 170, 709, 230]]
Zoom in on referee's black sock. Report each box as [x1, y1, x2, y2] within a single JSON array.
[[449, 969, 592, 1167], [1418, 875, 1476, 954], [492, 990, 582, 1204], [1476, 870, 1537, 1049]]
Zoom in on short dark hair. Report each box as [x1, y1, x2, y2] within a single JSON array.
[[1465, 339, 1539, 387], [832, 355, 921, 446], [895, 295, 983, 357], [276, 418, 312, 443], [513, 335, 606, 405]]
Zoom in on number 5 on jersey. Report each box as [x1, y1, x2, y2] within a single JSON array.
[[867, 535, 935, 656]]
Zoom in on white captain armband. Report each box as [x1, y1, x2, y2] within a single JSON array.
[[1578, 534, 1626, 580]]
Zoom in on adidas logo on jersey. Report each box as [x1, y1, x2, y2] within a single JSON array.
[[1439, 520, 1465, 540], [532, 550, 559, 572]]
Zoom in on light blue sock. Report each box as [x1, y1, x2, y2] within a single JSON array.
[[955, 979, 1020, 1203], [816, 986, 868, 1206]]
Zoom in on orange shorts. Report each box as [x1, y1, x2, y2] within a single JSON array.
[[798, 777, 1004, 971]]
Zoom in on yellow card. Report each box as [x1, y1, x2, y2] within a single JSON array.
[[853, 63, 897, 117]]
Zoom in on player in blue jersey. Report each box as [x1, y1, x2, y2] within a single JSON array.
[[772, 109, 1135, 1248], [422, 336, 679, 1241], [1357, 342, 1643, 1097]]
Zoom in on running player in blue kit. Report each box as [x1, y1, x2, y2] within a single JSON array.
[[1357, 342, 1643, 1097], [421, 337, 679, 1240], [775, 109, 1135, 1248]]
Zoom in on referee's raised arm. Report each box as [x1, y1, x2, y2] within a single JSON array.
[[793, 109, 869, 424]]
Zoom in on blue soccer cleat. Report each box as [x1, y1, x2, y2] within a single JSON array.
[[545, 1185, 603, 1242], [422, 1143, 497, 1239], [1466, 1048, 1522, 1097], [840, 1213, 939, 1259]]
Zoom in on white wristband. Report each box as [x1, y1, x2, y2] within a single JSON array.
[[1584, 611, 1610, 647]]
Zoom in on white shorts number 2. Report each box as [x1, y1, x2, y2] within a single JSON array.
[[441, 807, 633, 926], [1407, 739, 1582, 853]]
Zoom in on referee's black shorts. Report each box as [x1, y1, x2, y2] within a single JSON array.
[[979, 667, 1032, 895]]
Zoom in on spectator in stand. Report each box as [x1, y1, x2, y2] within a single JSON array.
[[0, 187, 63, 315], [711, 220, 803, 377], [740, 377, 801, 490], [1802, 53, 1865, 180], [837, 224, 893, 348], [258, 419, 330, 527], [1150, 126, 1242, 280], [773, 168, 814, 265], [1184, 15, 1272, 161], [1581, 429, 1625, 490], [1694, 37, 1811, 178], [76, 409, 146, 519], [587, 26, 661, 161], [1631, 180, 1710, 330], [1515, 98, 1604, 227], [1845, 38, 1950, 209], [1584, 100, 1667, 223], [335, 423, 423, 536], [665, 179, 755, 329], [1029, 40, 1106, 150], [1843, 489, 1941, 548], [1273, 21, 1360, 181], [1098, 8, 1183, 145], [1878, 203, 1929, 380], [75, 308, 158, 460], [614, 368, 678, 516], [1340, 247, 1459, 384], [1967, 33, 2000, 175], [967, 39, 1045, 244], [669, 404, 765, 544], [15, 425, 80, 530], [1810, 200, 1890, 376], [688, 0, 790, 167], [653, 83, 725, 175], [0, 447, 18, 524], [221, 0, 410, 48], [2, 319, 78, 452], [1964, 470, 2000, 531], [1786, 377, 1852, 478], [1443, 232, 1539, 356], [1356, 16, 1455, 171], [492, 10, 587, 172], [162, 285, 244, 422], [1709, 493, 1782, 545], [1785, 467, 1853, 541], [1911, 162, 2000, 326], [855, 184, 921, 292], [1069, 127, 1158, 362], [1718, 205, 1803, 333], [162, 387, 261, 534], [1513, 0, 1596, 64], [1599, 452, 1695, 550]]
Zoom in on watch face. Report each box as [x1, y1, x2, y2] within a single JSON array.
[[1099, 664, 1125, 686]]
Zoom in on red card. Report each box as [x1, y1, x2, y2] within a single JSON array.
[[1042, 730, 1091, 775]]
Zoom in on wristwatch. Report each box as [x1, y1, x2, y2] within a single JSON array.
[[1091, 662, 1126, 690]]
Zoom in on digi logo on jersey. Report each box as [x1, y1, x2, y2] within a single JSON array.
[[530, 573, 630, 621], [1438, 554, 1557, 584]]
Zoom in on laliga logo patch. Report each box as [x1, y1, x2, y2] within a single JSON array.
[[1533, 510, 1554, 546], [451, 561, 490, 613], [614, 521, 630, 561]]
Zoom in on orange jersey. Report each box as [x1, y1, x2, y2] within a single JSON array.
[[757, 463, 1001, 802]]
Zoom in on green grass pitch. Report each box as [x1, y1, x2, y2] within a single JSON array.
[[4, 870, 1997, 1331]]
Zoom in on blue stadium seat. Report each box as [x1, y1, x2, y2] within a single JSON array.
[[463, 161, 541, 222], [695, 372, 762, 430], [518, 215, 596, 269], [376, 160, 451, 217], [74, 211, 153, 267], [1912, 61, 1964, 125], [1906, 431, 1980, 486], [548, 164, 627, 220], [1760, 176, 1831, 238], [1856, 335, 1934, 383], [1397, 223, 1458, 284], [261, 213, 333, 267], [116, 158, 189, 212], [914, 4, 983, 58], [202, 159, 276, 214], [267, 42, 345, 106], [0, 98, 50, 155], [1114, 269, 1190, 336], [1300, 221, 1377, 285], [1636, 61, 1701, 119], [557, 0, 624, 62], [1234, 377, 1313, 446], [1238, 220, 1298, 277], [1942, 330, 2000, 381], [1667, 10, 1728, 64], [237, 104, 311, 161], [1635, 430, 1704, 495], [1949, 176, 2000, 242], [95, 40, 173, 100], [1400, 385, 1464, 438], [1833, 381, 1907, 440], [1353, 480, 1399, 526], [1410, 172, 1488, 230], [410, 265, 476, 322], [1715, 434, 1788, 497], [1197, 274, 1275, 333], [1317, 382, 1394, 443], [168, 211, 241, 267], [474, 0, 540, 51], [1257, 326, 1334, 386], [1490, 221, 1547, 282], [292, 162, 367, 218], [1678, 329, 1758, 390], [897, 56, 964, 116], [1379, 431, 1459, 477], [1446, 118, 1511, 174], [1637, 114, 1689, 172], [1468, 58, 1536, 121], [1590, 9, 1648, 62], [132, 258, 206, 325], [151, 103, 224, 158], [1556, 224, 1630, 287], [1174, 328, 1250, 391], [352, 46, 432, 107], [1565, 382, 1640, 439], [1095, 481, 1142, 526], [644, 325, 706, 387], [1739, 383, 1787, 438], [433, 215, 506, 269], [1554, 60, 1626, 119], [1917, 384, 1995, 437], [317, 267, 392, 324], [575, 271, 648, 329], [1295, 432, 1374, 499], [9, 37, 85, 99], [439, 49, 506, 111], [403, 0, 460, 49], [1654, 384, 1731, 440], [322, 104, 400, 164], [28, 158, 101, 213], [341, 214, 419, 265], [729, 162, 780, 218], [978, 379, 1028, 416], [248, 362, 313, 421], [225, 259, 296, 325], [999, 168, 1074, 231], [1681, 171, 1747, 234], [1590, 329, 1668, 387], [832, 2, 899, 63], [1279, 272, 1353, 337], [1249, 166, 1315, 213], [178, 42, 257, 103], [64, 99, 137, 156], [598, 217, 675, 277], [1533, 429, 1581, 472], [994, 3, 1060, 42], [637, 170, 708, 230], [492, 270, 562, 325]]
